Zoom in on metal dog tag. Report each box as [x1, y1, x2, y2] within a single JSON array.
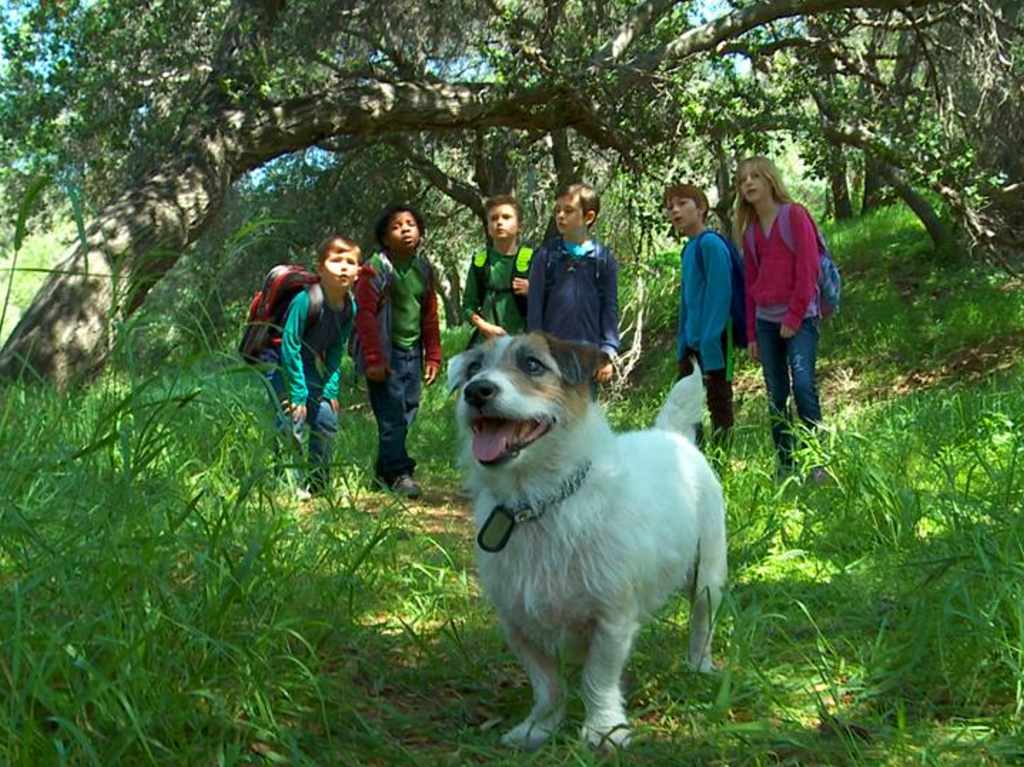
[[478, 506, 516, 552]]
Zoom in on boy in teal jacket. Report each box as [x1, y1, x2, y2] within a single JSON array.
[[665, 184, 736, 446], [262, 235, 360, 497]]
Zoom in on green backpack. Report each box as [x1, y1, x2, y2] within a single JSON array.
[[470, 246, 534, 321]]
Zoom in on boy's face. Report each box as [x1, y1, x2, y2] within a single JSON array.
[[554, 194, 595, 240], [486, 204, 520, 242], [318, 242, 360, 290], [384, 210, 422, 255], [665, 196, 703, 235]]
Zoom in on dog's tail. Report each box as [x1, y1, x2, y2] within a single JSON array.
[[654, 360, 705, 444]]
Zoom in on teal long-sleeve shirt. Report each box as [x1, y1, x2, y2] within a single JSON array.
[[677, 231, 732, 372], [280, 288, 356, 405]]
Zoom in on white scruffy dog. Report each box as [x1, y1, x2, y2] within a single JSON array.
[[447, 333, 727, 750]]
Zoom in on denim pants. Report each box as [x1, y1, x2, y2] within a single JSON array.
[[261, 350, 339, 491], [367, 344, 422, 483], [755, 317, 822, 469]]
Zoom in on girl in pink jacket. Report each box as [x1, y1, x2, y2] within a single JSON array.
[[735, 156, 827, 483]]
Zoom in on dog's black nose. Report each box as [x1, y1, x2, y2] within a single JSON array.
[[464, 379, 499, 407]]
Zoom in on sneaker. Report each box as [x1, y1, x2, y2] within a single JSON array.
[[390, 474, 421, 499], [807, 466, 831, 485]]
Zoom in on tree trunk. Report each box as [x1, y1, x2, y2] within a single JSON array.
[[712, 140, 736, 238], [829, 153, 854, 220], [878, 163, 951, 250], [0, 144, 234, 386], [861, 153, 885, 214], [443, 265, 463, 327]]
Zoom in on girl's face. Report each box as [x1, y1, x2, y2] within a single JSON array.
[[739, 168, 773, 205], [384, 211, 422, 254]]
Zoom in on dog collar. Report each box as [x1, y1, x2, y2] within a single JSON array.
[[477, 461, 593, 553]]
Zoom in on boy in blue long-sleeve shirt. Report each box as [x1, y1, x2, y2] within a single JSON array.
[[261, 235, 359, 498], [665, 184, 735, 444], [527, 183, 619, 385]]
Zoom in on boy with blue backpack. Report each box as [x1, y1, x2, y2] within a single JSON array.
[[664, 183, 746, 447], [527, 182, 619, 385]]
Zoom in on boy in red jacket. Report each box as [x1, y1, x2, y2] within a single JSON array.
[[353, 204, 442, 498]]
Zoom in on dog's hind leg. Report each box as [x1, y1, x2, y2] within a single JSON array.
[[579, 616, 638, 750], [688, 519, 727, 673], [500, 624, 565, 750]]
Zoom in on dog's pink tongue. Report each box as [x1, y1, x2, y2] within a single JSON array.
[[473, 420, 516, 463]]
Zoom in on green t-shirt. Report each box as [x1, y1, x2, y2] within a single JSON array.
[[387, 255, 428, 349], [461, 247, 528, 335]]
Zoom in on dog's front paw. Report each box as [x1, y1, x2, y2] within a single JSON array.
[[501, 718, 557, 751], [581, 720, 632, 751]]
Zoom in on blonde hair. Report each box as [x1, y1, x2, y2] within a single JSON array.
[[733, 156, 795, 242]]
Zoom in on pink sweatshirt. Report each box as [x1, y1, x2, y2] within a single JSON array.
[[742, 203, 820, 341]]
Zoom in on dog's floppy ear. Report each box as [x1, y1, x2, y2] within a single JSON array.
[[447, 350, 475, 394], [543, 334, 607, 387]]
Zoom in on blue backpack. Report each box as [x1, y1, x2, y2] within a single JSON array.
[[693, 230, 749, 349], [743, 203, 841, 317]]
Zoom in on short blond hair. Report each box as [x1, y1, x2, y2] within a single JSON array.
[[556, 182, 600, 220], [733, 156, 795, 242], [317, 234, 361, 266]]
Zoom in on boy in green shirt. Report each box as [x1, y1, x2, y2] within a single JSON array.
[[462, 195, 532, 345]]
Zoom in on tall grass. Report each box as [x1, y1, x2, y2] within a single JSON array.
[[1, 205, 1022, 764]]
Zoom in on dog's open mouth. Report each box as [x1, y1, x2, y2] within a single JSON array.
[[471, 416, 551, 465]]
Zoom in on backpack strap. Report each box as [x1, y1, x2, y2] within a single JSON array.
[[471, 248, 489, 308], [692, 230, 718, 278], [777, 203, 796, 254], [514, 246, 533, 277], [777, 202, 828, 260], [305, 282, 324, 329], [370, 251, 397, 304], [512, 245, 533, 319]]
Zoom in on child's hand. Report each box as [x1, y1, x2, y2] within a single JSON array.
[[423, 361, 440, 385], [747, 342, 760, 362], [780, 324, 798, 339], [290, 402, 307, 423], [512, 277, 529, 296], [594, 362, 614, 383], [366, 365, 389, 382], [328, 399, 339, 413], [481, 321, 507, 340]]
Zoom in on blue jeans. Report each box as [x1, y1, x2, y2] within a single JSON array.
[[261, 349, 339, 491], [756, 317, 822, 469], [367, 344, 422, 483]]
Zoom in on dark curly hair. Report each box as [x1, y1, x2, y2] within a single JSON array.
[[374, 204, 426, 249]]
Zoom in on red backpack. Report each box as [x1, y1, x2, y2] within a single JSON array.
[[239, 265, 324, 364]]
